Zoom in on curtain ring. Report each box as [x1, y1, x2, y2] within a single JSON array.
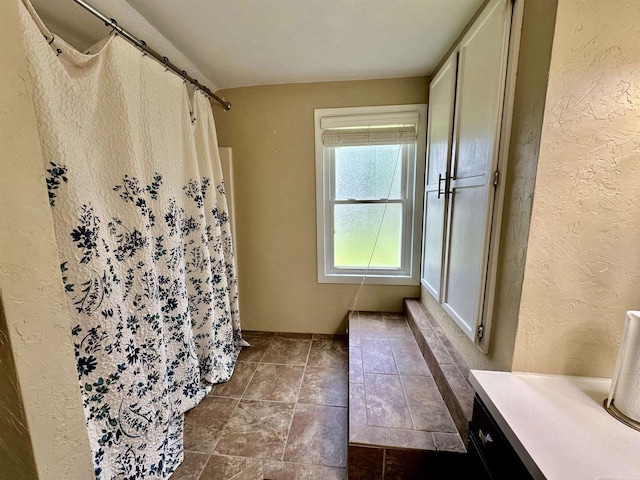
[[162, 56, 170, 72], [139, 39, 147, 57], [181, 71, 188, 84], [107, 18, 121, 36], [47, 33, 55, 45], [56, 48, 63, 57]]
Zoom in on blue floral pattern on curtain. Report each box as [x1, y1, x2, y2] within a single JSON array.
[[19, 1, 242, 478]]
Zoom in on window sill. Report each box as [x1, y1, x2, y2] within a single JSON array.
[[318, 273, 420, 286]]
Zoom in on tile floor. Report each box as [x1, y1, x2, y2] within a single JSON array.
[[172, 332, 349, 480], [348, 312, 462, 450], [348, 311, 466, 479]]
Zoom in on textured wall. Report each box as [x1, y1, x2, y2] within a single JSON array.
[[0, 300, 37, 480], [420, 0, 558, 371], [0, 0, 93, 477], [213, 78, 428, 333], [513, 0, 640, 376]]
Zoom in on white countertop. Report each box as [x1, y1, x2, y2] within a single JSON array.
[[469, 370, 640, 480]]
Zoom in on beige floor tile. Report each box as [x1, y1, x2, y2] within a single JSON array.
[[364, 373, 413, 429], [214, 400, 295, 460], [261, 460, 298, 480], [361, 340, 397, 375], [171, 452, 209, 480], [307, 339, 348, 369], [209, 362, 258, 398], [348, 383, 367, 439], [184, 396, 238, 453], [432, 432, 466, 453], [243, 363, 304, 402], [199, 455, 263, 480], [296, 464, 347, 479], [283, 404, 347, 468], [238, 337, 272, 363], [261, 338, 312, 365], [298, 367, 347, 407], [401, 375, 457, 433], [390, 340, 431, 376], [348, 346, 364, 383]]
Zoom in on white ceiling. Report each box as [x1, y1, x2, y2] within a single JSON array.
[[30, 0, 483, 92]]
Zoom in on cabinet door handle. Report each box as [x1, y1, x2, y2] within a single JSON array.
[[478, 429, 493, 448], [437, 173, 447, 199]]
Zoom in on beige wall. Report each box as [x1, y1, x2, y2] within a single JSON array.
[[0, 300, 37, 480], [213, 78, 428, 333], [420, 0, 558, 371], [0, 0, 93, 477], [513, 0, 640, 377]]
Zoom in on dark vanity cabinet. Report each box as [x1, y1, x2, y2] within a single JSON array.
[[467, 395, 533, 480]]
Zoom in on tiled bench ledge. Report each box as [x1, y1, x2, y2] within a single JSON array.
[[347, 311, 467, 479], [403, 299, 475, 442]]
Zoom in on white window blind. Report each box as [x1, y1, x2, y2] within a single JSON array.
[[320, 111, 420, 147], [322, 126, 417, 147]]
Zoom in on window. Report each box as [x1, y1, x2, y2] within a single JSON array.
[[314, 105, 427, 285]]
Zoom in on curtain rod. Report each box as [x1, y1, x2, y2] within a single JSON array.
[[70, 0, 231, 110]]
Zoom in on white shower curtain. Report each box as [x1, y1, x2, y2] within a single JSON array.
[[18, 1, 242, 478]]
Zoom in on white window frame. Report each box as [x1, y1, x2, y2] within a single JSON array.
[[314, 104, 427, 285]]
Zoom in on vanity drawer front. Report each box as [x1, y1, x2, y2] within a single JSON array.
[[467, 433, 494, 480], [469, 395, 532, 480]]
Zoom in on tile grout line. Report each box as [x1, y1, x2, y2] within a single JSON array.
[[258, 361, 309, 367], [191, 352, 264, 480], [389, 318, 422, 439], [350, 424, 437, 436], [280, 338, 313, 462], [204, 347, 263, 472], [229, 336, 302, 476], [360, 318, 394, 438], [388, 338, 417, 431], [212, 338, 292, 475], [356, 342, 364, 385], [397, 372, 417, 431], [362, 367, 372, 435], [350, 341, 366, 441], [195, 463, 208, 480], [347, 314, 358, 448], [216, 397, 306, 406], [353, 371, 431, 378]]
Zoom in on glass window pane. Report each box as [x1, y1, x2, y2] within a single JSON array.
[[334, 203, 403, 269], [335, 145, 403, 200]]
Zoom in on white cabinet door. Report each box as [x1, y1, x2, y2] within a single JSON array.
[[421, 52, 457, 300], [441, 0, 512, 340]]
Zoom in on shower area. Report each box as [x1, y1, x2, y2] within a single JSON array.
[[2, 0, 245, 478]]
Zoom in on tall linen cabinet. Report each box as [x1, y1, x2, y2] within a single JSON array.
[[421, 0, 516, 347]]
